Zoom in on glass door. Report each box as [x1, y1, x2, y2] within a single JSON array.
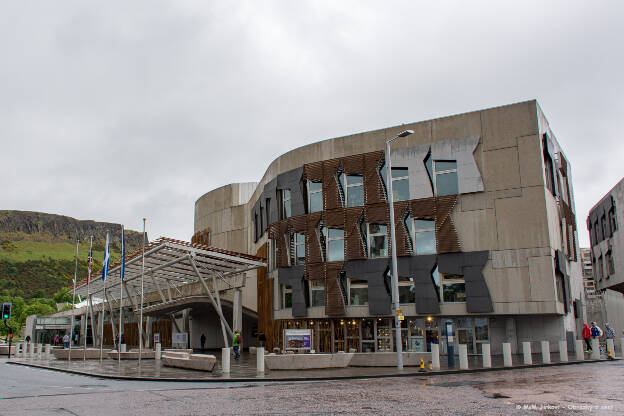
[[361, 319, 375, 352], [346, 320, 360, 352], [377, 318, 392, 352], [334, 320, 346, 352], [408, 318, 425, 352]]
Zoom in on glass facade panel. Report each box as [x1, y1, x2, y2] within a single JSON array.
[[436, 161, 457, 171], [399, 283, 415, 303], [347, 185, 364, 207], [392, 178, 409, 201], [436, 171, 458, 196], [328, 240, 344, 261], [350, 279, 368, 305], [311, 281, 324, 307], [443, 283, 466, 302], [309, 191, 322, 213], [282, 189, 292, 218], [368, 224, 388, 258]]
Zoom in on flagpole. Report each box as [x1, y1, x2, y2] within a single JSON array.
[[69, 234, 79, 362], [118, 225, 125, 364], [100, 232, 110, 362], [139, 218, 146, 366], [84, 236, 93, 360]]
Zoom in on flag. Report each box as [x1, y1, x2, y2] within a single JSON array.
[[121, 226, 125, 280], [87, 242, 93, 279], [101, 232, 110, 281]]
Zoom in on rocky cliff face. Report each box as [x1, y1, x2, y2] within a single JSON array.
[[0, 210, 146, 251]]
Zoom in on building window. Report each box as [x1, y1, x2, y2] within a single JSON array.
[[270, 239, 278, 271], [442, 274, 466, 303], [408, 219, 436, 255], [307, 181, 323, 213], [290, 232, 306, 266], [281, 189, 292, 219], [281, 284, 292, 309], [391, 167, 410, 201], [543, 135, 556, 196], [349, 279, 368, 305], [602, 214, 608, 239], [609, 207, 617, 232], [598, 255, 604, 280], [431, 265, 441, 301], [339, 174, 364, 207], [322, 227, 344, 261], [474, 317, 489, 354], [424, 154, 459, 196], [607, 250, 615, 276], [398, 276, 415, 303], [367, 223, 388, 258], [555, 272, 565, 303], [310, 281, 325, 307]]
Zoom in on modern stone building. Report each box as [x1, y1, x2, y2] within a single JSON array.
[[586, 178, 624, 334], [194, 100, 585, 355]]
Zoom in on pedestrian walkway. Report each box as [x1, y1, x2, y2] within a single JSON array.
[[6, 349, 615, 381]]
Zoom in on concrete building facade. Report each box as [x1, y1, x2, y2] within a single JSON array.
[[194, 100, 585, 355], [586, 178, 624, 335]]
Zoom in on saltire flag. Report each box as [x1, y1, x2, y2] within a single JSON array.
[[101, 232, 110, 281], [121, 226, 125, 280]]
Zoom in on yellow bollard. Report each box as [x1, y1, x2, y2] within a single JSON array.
[[419, 358, 426, 372], [608, 349, 614, 360]]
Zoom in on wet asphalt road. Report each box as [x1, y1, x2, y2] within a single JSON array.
[[0, 358, 622, 415]]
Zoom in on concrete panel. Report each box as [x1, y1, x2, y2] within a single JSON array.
[[390, 143, 433, 200], [480, 100, 538, 151], [431, 135, 484, 195], [482, 147, 521, 192], [528, 255, 556, 302], [517, 134, 544, 188], [431, 111, 482, 142], [452, 208, 497, 252], [489, 266, 531, 302], [491, 247, 551, 269], [494, 186, 549, 250]]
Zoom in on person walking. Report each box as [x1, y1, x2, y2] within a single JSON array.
[[115, 335, 119, 351], [232, 330, 242, 360], [200, 334, 206, 350], [62, 333, 70, 349], [591, 322, 603, 339], [258, 332, 266, 348], [604, 323, 616, 340], [582, 323, 592, 352], [54, 334, 59, 346]]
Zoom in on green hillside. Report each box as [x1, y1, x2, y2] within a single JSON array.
[[0, 210, 147, 336]]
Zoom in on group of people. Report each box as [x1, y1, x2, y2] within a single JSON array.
[[52, 332, 78, 349], [114, 334, 126, 350], [581, 321, 617, 352]]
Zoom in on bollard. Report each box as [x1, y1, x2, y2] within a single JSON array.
[[606, 339, 615, 359], [431, 343, 440, 370], [590, 339, 600, 360], [541, 341, 550, 364], [257, 347, 265, 373], [503, 343, 512, 367], [222, 347, 231, 373], [575, 340, 584, 361], [522, 342, 532, 365], [482, 343, 491, 368], [121, 344, 127, 353], [155, 342, 161, 360], [559, 340, 568, 362], [28, 342, 34, 358], [44, 344, 51, 359], [15, 343, 23, 358], [36, 344, 42, 360], [458, 344, 468, 370]]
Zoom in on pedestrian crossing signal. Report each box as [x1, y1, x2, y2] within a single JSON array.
[[1, 303, 11, 320]]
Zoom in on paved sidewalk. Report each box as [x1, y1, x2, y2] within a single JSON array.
[[6, 350, 613, 381]]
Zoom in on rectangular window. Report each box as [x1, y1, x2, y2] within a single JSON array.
[[270, 239, 278, 271], [281, 284, 292, 309], [290, 232, 306, 266], [609, 208, 617, 232], [441, 273, 466, 303], [322, 227, 344, 261], [367, 223, 388, 258], [281, 189, 291, 219], [307, 181, 323, 213], [391, 167, 410, 201], [411, 219, 436, 255], [398, 276, 415, 303], [349, 279, 368, 305], [543, 135, 556, 196], [607, 251, 615, 276], [310, 281, 325, 307], [602, 215, 608, 239], [341, 174, 364, 207], [555, 273, 565, 303], [598, 255, 604, 280], [434, 161, 458, 196]]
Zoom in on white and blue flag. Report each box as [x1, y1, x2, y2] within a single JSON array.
[[101, 232, 110, 281], [121, 226, 125, 280]]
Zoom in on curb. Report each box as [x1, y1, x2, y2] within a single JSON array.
[[5, 358, 619, 383]]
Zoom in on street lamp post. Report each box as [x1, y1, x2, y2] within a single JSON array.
[[385, 129, 414, 370]]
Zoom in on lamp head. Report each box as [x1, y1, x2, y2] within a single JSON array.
[[397, 130, 414, 137]]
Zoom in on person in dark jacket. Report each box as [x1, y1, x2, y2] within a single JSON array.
[[258, 332, 266, 348], [582, 323, 592, 352], [200, 334, 206, 350]]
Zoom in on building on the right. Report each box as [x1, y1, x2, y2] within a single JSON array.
[[587, 178, 624, 334]]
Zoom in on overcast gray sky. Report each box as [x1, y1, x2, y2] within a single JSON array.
[[1, 0, 623, 247]]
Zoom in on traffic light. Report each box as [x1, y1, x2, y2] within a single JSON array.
[[1, 303, 11, 320]]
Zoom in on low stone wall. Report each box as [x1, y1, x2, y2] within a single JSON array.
[[349, 352, 432, 367], [161, 351, 217, 371], [106, 349, 155, 360], [0, 344, 17, 355], [264, 352, 354, 370], [52, 348, 102, 360]]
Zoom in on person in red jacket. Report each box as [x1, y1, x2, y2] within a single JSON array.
[[582, 323, 592, 352]]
